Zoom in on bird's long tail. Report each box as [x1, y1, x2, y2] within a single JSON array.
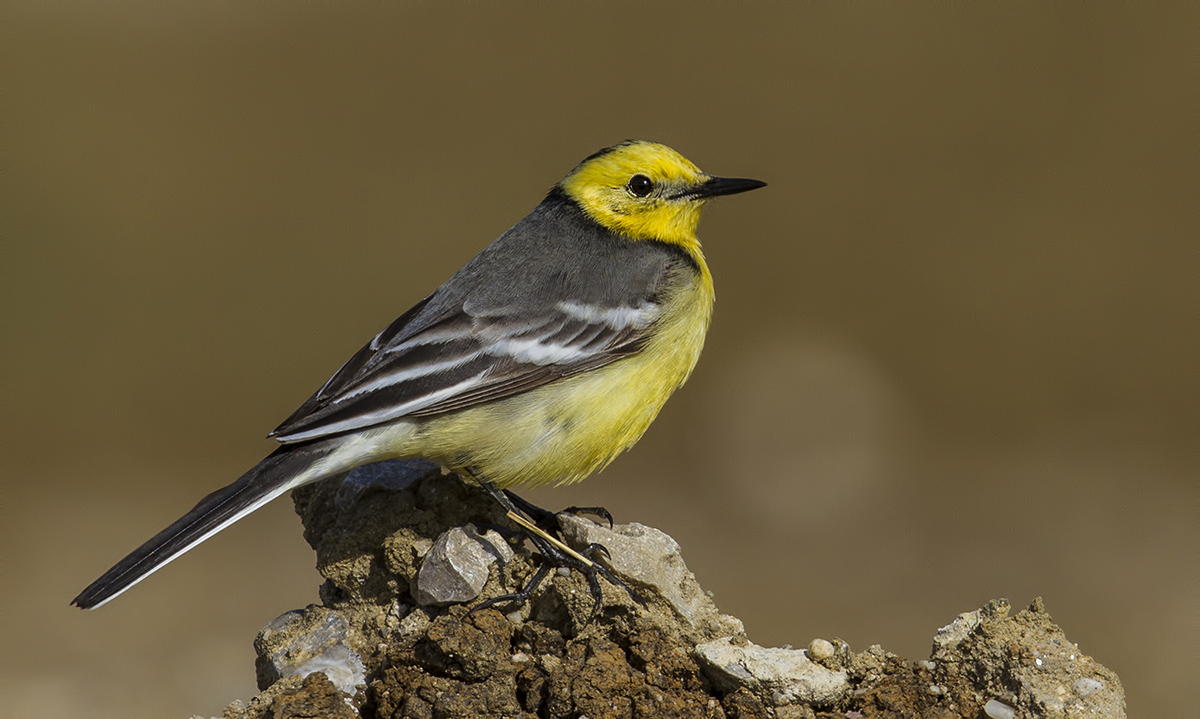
[[72, 440, 335, 609]]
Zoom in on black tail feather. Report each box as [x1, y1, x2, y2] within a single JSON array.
[[72, 443, 330, 609]]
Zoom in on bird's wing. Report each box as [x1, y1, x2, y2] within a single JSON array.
[[268, 294, 665, 443]]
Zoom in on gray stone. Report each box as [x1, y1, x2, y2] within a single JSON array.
[[256, 608, 365, 695], [932, 607, 983, 654], [556, 515, 744, 642], [983, 698, 1018, 719], [694, 636, 849, 707], [396, 606, 433, 637], [414, 524, 514, 606]]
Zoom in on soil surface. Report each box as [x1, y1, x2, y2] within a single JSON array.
[[203, 462, 1124, 719]]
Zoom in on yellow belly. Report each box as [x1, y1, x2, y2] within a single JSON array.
[[397, 272, 714, 488]]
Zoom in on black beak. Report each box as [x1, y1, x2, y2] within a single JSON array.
[[680, 176, 768, 199]]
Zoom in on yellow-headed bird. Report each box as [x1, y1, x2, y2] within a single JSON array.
[[73, 140, 766, 610]]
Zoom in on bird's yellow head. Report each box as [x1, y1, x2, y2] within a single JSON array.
[[559, 140, 766, 247]]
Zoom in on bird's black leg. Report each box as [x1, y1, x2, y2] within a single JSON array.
[[464, 471, 644, 615], [503, 490, 614, 530], [470, 563, 554, 614]]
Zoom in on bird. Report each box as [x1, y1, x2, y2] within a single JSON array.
[[72, 140, 766, 610]]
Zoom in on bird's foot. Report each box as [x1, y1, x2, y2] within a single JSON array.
[[471, 535, 643, 616], [467, 483, 644, 616]]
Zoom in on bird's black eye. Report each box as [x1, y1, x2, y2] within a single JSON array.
[[627, 174, 654, 197]]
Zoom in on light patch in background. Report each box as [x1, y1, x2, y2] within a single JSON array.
[[705, 337, 908, 527]]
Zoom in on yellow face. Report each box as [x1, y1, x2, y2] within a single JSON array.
[[559, 141, 712, 247]]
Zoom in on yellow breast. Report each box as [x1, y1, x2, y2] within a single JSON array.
[[409, 260, 714, 488]]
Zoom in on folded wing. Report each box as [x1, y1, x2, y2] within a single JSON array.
[[269, 295, 664, 443]]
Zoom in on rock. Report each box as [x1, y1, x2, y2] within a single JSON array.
[[694, 635, 850, 707], [220, 672, 356, 719], [1074, 677, 1105, 698], [555, 514, 744, 642], [983, 698, 1018, 719], [207, 464, 1127, 719], [947, 598, 1124, 718], [839, 598, 1126, 718], [932, 606, 984, 654], [414, 525, 514, 606], [395, 604, 433, 638], [254, 606, 366, 696], [806, 638, 835, 663]]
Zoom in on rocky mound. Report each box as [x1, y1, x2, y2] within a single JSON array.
[[198, 461, 1124, 719]]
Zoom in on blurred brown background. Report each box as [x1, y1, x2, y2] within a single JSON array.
[[3, 3, 1196, 717]]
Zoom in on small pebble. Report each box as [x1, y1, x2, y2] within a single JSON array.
[[806, 638, 835, 662], [415, 526, 509, 605], [983, 698, 1017, 719], [1073, 677, 1104, 697], [397, 608, 431, 637]]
